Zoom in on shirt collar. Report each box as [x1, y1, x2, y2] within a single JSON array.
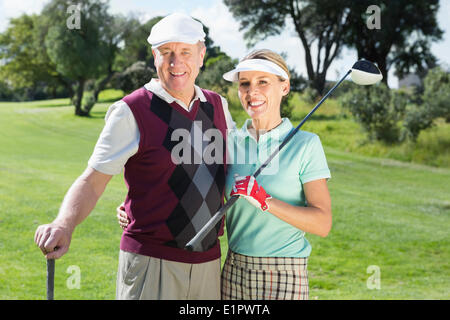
[[234, 118, 294, 144], [144, 78, 207, 110]]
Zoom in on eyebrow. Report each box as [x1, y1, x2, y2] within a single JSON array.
[[159, 47, 193, 52], [239, 75, 270, 81]]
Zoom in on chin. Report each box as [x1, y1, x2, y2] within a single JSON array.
[[247, 109, 267, 120], [167, 82, 192, 94]]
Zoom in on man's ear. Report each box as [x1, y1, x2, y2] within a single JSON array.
[[198, 44, 206, 68]]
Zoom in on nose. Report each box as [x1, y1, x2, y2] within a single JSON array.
[[246, 83, 260, 95], [169, 53, 181, 68]]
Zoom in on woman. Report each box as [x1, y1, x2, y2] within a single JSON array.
[[118, 49, 332, 300]]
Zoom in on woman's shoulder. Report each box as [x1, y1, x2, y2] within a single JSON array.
[[292, 129, 320, 144]]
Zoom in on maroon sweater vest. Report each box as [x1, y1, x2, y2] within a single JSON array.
[[120, 87, 228, 263]]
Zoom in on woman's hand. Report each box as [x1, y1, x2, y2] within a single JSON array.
[[230, 174, 272, 211], [116, 203, 129, 230]]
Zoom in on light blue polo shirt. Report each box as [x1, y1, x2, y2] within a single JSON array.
[[225, 118, 331, 258]]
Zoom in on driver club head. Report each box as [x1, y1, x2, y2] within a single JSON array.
[[351, 59, 383, 85]]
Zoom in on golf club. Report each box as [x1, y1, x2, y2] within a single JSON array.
[[47, 258, 55, 300], [185, 59, 382, 251]]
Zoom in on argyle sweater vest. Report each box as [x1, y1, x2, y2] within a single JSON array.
[[120, 87, 227, 263]]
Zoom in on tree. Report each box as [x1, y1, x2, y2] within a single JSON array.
[[81, 14, 135, 113], [38, 0, 124, 116], [224, 0, 351, 94], [114, 16, 162, 72], [0, 14, 65, 100], [343, 0, 443, 86]]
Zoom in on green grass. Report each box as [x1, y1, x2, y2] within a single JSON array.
[[0, 93, 449, 299]]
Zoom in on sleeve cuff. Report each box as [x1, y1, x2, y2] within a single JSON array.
[[87, 162, 122, 176], [300, 170, 331, 184]]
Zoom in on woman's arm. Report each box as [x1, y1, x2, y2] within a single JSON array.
[[266, 178, 332, 237]]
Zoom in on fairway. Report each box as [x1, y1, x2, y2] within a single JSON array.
[[0, 97, 448, 300]]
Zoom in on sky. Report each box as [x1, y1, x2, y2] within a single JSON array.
[[0, 0, 449, 88]]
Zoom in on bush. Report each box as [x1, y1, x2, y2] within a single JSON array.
[[281, 95, 294, 118], [340, 83, 407, 143], [400, 67, 450, 141], [115, 61, 154, 94], [401, 104, 434, 141], [196, 55, 236, 96], [301, 87, 320, 104], [422, 67, 450, 122]]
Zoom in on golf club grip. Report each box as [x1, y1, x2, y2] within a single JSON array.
[[47, 259, 55, 300], [185, 196, 239, 251]]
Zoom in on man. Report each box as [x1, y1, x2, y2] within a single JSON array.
[[34, 13, 235, 300]]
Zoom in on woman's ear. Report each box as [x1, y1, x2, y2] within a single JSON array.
[[281, 80, 290, 97]]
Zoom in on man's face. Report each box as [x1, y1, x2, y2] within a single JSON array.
[[153, 42, 206, 101]]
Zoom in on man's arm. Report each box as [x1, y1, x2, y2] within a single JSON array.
[[34, 167, 112, 259], [34, 100, 138, 259]]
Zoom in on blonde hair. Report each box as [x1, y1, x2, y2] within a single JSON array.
[[242, 49, 291, 81]]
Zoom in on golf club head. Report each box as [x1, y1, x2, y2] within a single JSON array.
[[351, 59, 383, 85]]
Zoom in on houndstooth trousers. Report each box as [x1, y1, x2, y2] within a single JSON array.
[[221, 250, 309, 300]]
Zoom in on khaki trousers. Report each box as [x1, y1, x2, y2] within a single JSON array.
[[116, 250, 221, 300]]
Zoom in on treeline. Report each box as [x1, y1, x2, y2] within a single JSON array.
[[0, 0, 238, 115], [224, 0, 448, 143], [0, 0, 448, 143]]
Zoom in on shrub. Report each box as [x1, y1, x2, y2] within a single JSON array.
[[115, 61, 154, 94], [340, 83, 407, 143], [196, 55, 236, 96], [422, 67, 450, 122], [301, 87, 320, 104], [401, 104, 434, 142]]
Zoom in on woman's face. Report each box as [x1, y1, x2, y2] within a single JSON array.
[[238, 70, 290, 121]]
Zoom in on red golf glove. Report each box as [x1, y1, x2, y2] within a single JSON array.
[[230, 175, 272, 211]]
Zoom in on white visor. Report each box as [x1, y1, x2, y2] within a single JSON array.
[[223, 59, 289, 82]]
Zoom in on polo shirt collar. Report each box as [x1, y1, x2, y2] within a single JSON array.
[[235, 118, 294, 144], [144, 78, 207, 110]]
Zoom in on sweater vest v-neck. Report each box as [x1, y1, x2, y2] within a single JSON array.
[[120, 87, 227, 263]]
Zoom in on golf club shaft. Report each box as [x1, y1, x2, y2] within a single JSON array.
[[185, 69, 352, 251], [185, 196, 239, 251], [47, 259, 55, 300]]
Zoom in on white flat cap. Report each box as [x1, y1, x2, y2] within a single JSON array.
[[147, 13, 206, 48]]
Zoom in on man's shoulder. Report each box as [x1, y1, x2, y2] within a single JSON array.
[[122, 87, 152, 104], [199, 88, 224, 105], [199, 87, 219, 95]]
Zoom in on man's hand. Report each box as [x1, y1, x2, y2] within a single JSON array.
[[116, 203, 129, 230], [230, 174, 272, 211], [34, 223, 72, 260]]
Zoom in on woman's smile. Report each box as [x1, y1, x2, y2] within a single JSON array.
[[248, 100, 266, 108]]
